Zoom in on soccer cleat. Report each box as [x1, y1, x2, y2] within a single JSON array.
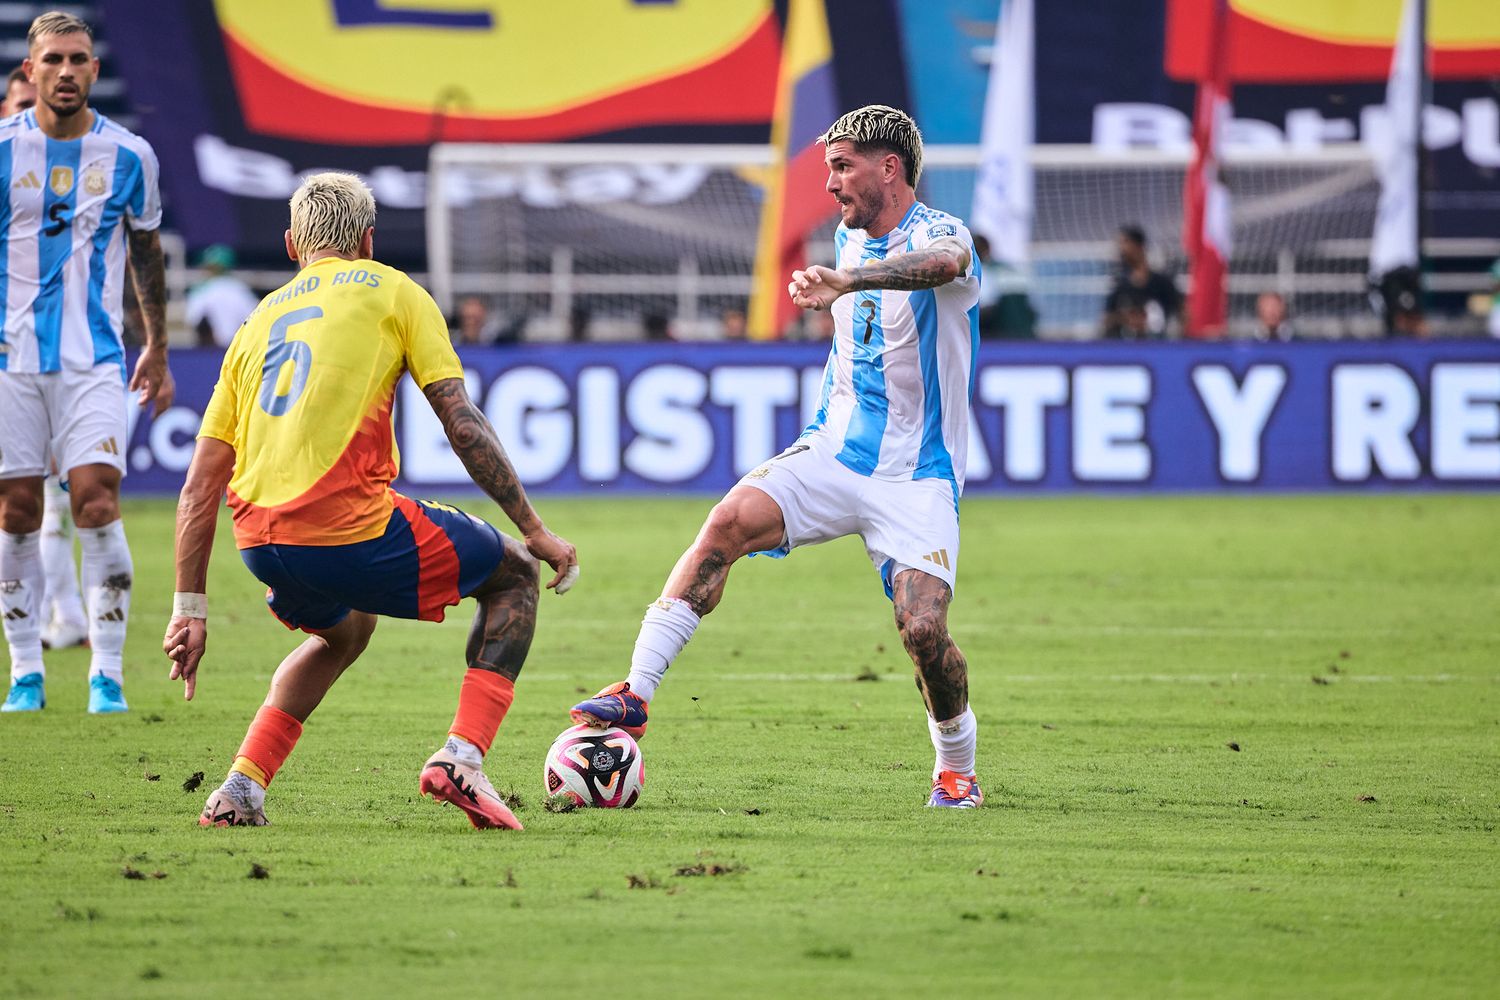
[[86, 675, 128, 714], [198, 785, 270, 827], [2, 673, 45, 712], [41, 618, 89, 650], [570, 681, 649, 739], [927, 771, 984, 809], [419, 750, 523, 830]]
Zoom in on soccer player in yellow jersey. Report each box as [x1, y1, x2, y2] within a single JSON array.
[[163, 173, 578, 830]]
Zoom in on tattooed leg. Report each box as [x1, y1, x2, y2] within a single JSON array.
[[659, 486, 787, 617], [892, 569, 968, 721], [466, 536, 540, 680]]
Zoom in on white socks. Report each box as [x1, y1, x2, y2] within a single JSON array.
[[443, 734, 483, 767], [624, 597, 700, 703], [40, 478, 85, 630], [0, 530, 44, 680], [929, 707, 978, 778], [79, 519, 131, 683], [223, 770, 266, 809]]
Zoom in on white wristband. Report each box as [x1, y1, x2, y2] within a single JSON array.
[[172, 592, 208, 620]]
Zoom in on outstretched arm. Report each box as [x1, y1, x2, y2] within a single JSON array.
[[126, 228, 175, 415], [163, 436, 236, 700], [789, 237, 972, 311], [422, 377, 578, 592]]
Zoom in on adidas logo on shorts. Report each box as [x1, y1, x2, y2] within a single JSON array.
[[920, 549, 951, 570]]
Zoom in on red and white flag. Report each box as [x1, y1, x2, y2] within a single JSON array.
[[1183, 0, 1233, 338]]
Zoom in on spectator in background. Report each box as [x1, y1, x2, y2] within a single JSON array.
[[1252, 291, 1296, 342], [1489, 257, 1500, 339], [972, 234, 1037, 340], [186, 245, 258, 348], [2, 65, 36, 114], [1374, 265, 1428, 338], [568, 304, 591, 343], [720, 308, 747, 341], [451, 295, 505, 346], [804, 308, 835, 341], [1102, 224, 1179, 339]]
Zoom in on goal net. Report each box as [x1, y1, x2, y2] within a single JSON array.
[[429, 142, 1384, 340]]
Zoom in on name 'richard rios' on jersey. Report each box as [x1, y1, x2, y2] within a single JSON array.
[[802, 202, 981, 493], [0, 108, 161, 374]]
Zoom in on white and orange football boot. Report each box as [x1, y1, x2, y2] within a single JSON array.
[[419, 748, 523, 830]]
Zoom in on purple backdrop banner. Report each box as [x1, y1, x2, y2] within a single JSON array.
[[121, 340, 1500, 497]]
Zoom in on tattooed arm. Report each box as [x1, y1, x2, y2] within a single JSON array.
[[422, 377, 578, 591], [126, 228, 175, 414], [789, 237, 972, 310]]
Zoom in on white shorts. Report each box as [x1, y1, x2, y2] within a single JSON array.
[[736, 432, 960, 597], [0, 364, 128, 479]]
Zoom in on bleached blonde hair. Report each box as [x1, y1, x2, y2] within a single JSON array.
[[819, 105, 923, 188], [289, 172, 375, 259], [29, 11, 93, 49]]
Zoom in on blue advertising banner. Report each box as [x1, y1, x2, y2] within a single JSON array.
[[121, 341, 1500, 497]]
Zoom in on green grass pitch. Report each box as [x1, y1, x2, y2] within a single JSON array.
[[1, 494, 1496, 998]]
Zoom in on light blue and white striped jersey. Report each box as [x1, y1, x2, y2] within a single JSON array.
[[802, 202, 981, 494], [0, 109, 161, 374]]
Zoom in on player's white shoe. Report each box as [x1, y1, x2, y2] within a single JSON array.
[[419, 749, 522, 830], [198, 783, 270, 827], [40, 618, 89, 651]]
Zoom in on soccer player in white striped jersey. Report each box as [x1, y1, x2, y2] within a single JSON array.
[[573, 105, 985, 808], [0, 12, 174, 714]]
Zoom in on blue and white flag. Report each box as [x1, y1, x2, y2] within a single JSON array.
[[971, 0, 1032, 270], [1368, 0, 1421, 279]]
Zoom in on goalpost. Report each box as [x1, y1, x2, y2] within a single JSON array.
[[428, 142, 1386, 340]]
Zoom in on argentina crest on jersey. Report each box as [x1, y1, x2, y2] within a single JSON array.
[[0, 110, 161, 374]]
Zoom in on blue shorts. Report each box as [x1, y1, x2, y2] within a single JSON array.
[[240, 494, 506, 632]]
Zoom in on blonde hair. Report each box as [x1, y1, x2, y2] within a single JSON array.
[[28, 11, 93, 49], [819, 105, 923, 188], [288, 172, 375, 259]]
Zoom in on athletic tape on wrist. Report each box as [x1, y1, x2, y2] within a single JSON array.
[[172, 592, 208, 620]]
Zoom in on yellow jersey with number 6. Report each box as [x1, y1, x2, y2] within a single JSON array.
[[198, 256, 463, 548]]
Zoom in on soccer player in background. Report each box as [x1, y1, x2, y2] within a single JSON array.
[[165, 173, 578, 830], [573, 106, 986, 808], [0, 12, 173, 714], [1, 63, 87, 652]]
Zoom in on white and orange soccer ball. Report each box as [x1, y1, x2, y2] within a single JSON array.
[[543, 724, 644, 808]]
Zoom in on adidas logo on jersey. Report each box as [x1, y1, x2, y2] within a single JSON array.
[[97, 608, 125, 622], [920, 549, 951, 570], [4, 607, 29, 621], [12, 171, 39, 190], [95, 438, 120, 456]]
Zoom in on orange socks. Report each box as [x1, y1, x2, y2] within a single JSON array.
[[230, 704, 304, 788], [448, 669, 516, 755]]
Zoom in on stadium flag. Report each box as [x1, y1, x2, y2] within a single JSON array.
[[1182, 0, 1232, 339], [748, 0, 838, 340], [971, 0, 1034, 270], [1368, 0, 1424, 280]]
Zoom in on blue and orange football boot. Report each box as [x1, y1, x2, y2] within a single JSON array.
[[570, 681, 649, 740], [927, 770, 983, 809]]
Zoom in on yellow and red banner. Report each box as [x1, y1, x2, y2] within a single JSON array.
[[1167, 0, 1500, 81], [748, 0, 839, 339], [215, 0, 780, 143]]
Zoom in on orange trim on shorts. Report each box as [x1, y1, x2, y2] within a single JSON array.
[[391, 493, 462, 621], [229, 392, 398, 548]]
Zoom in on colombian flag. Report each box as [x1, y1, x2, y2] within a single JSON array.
[[748, 0, 839, 340]]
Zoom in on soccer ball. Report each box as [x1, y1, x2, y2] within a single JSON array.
[[543, 724, 644, 808]]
